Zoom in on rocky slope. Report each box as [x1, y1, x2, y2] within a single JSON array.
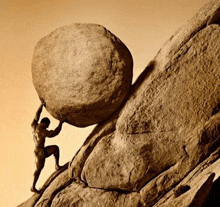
[[19, 0, 220, 206]]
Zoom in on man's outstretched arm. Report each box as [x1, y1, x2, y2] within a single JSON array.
[[31, 101, 45, 127]]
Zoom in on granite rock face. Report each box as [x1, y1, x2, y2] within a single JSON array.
[[32, 23, 133, 127], [81, 23, 220, 194], [20, 0, 220, 207]]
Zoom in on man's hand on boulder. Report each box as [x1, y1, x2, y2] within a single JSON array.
[[60, 114, 67, 124], [40, 98, 46, 107]]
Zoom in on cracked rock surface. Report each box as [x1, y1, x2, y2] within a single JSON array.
[[19, 0, 220, 206]]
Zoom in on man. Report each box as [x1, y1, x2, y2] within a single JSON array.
[[30, 101, 65, 193]]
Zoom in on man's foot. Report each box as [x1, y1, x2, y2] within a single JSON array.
[[55, 165, 63, 171], [30, 187, 41, 194]]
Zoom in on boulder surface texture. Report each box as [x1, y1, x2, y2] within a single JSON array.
[[20, 0, 220, 206], [32, 23, 133, 127]]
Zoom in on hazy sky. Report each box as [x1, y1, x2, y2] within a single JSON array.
[[1, 0, 210, 206]]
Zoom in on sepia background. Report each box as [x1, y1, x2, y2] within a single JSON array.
[[0, 0, 210, 206]]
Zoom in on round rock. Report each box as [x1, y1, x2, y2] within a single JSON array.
[[32, 23, 133, 127]]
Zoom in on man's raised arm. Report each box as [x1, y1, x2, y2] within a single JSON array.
[[46, 120, 64, 138], [31, 101, 45, 127]]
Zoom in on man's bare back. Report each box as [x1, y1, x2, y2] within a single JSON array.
[[30, 101, 64, 193]]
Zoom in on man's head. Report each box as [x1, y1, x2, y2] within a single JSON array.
[[40, 117, 50, 128]]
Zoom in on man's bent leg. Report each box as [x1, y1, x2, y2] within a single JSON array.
[[45, 145, 62, 170]]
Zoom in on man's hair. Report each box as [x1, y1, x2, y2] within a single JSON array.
[[40, 117, 50, 124]]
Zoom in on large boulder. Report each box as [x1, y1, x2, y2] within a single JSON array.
[[32, 23, 133, 127]]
